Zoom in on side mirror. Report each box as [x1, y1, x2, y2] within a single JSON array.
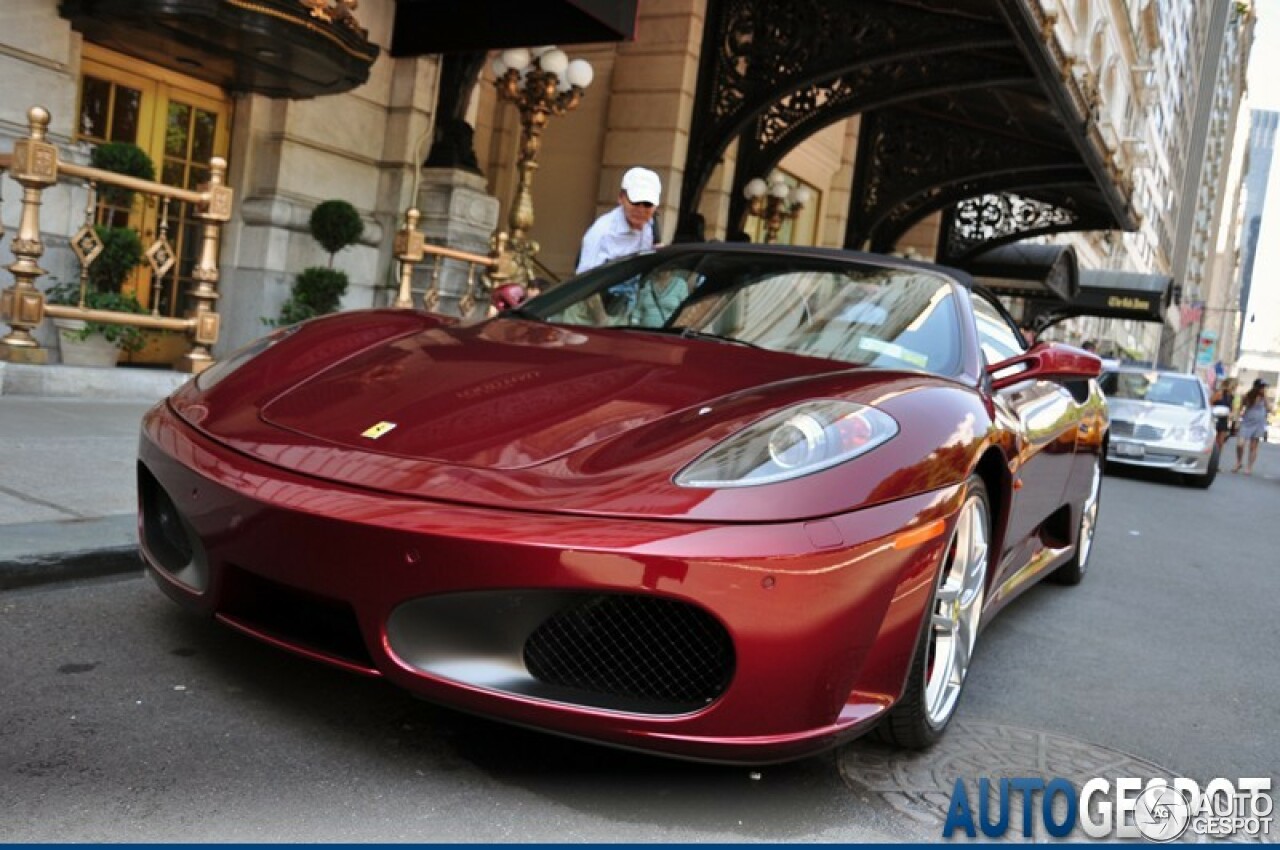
[[988, 342, 1103, 392], [1212, 405, 1230, 418]]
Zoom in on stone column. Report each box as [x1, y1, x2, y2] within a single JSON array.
[[415, 168, 499, 317]]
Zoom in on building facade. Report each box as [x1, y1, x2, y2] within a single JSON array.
[[0, 0, 1256, 370]]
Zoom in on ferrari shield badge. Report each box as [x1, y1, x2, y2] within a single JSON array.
[[361, 421, 397, 440]]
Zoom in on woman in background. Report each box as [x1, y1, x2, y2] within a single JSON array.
[[1233, 379, 1272, 475], [1210, 379, 1237, 451]]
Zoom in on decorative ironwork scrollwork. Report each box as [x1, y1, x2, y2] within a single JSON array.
[[947, 194, 1080, 259], [846, 107, 1086, 251], [729, 49, 1034, 226], [682, 0, 1008, 220]]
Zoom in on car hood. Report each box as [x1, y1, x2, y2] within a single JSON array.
[[1105, 397, 1208, 430], [178, 313, 977, 522], [258, 317, 843, 469]]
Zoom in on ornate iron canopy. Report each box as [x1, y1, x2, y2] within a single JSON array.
[[58, 0, 378, 99], [680, 0, 1137, 253]]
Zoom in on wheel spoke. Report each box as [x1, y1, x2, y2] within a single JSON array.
[[935, 579, 962, 604], [927, 635, 955, 713]]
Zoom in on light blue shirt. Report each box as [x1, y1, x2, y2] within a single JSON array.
[[576, 206, 654, 273]]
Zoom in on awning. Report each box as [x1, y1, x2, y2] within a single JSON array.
[[390, 0, 639, 56], [1074, 269, 1173, 322], [1027, 268, 1173, 327], [962, 243, 1078, 302], [58, 0, 378, 99]]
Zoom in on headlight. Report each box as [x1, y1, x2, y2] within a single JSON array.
[[195, 324, 300, 391], [1164, 417, 1211, 445], [675, 400, 898, 488]]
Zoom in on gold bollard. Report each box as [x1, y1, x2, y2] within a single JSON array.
[[393, 208, 425, 309], [177, 156, 233, 374], [0, 106, 59, 364]]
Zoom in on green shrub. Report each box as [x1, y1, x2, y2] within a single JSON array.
[[90, 225, 144, 293], [309, 200, 364, 264], [90, 142, 155, 208], [271, 267, 349, 327], [45, 280, 148, 353], [268, 199, 362, 326]]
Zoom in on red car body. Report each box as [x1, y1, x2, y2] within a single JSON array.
[[138, 245, 1106, 762]]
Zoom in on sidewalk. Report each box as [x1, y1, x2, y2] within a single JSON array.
[[0, 362, 189, 589]]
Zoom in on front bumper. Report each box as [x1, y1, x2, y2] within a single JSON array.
[[1106, 436, 1215, 475], [137, 401, 960, 762]]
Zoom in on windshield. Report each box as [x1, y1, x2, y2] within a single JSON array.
[[519, 251, 963, 373], [1099, 371, 1206, 410]]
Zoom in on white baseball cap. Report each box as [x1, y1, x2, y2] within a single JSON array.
[[620, 167, 661, 206]]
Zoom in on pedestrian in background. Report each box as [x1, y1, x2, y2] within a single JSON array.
[[1210, 378, 1237, 451], [576, 166, 662, 274], [1233, 378, 1272, 475]]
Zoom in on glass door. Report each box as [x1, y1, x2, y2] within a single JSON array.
[[76, 46, 231, 361]]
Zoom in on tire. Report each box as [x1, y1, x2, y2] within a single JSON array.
[[1184, 446, 1219, 489], [878, 475, 990, 749], [1051, 453, 1103, 585]]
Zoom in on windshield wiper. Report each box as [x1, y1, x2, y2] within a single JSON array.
[[637, 326, 761, 349], [682, 329, 762, 348]]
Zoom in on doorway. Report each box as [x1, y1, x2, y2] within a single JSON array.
[[76, 45, 232, 363]]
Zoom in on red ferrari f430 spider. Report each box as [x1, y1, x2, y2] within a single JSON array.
[[139, 244, 1107, 762]]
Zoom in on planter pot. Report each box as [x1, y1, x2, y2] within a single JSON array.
[[122, 328, 192, 367], [54, 317, 123, 368]]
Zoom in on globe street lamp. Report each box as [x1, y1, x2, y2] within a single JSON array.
[[743, 174, 812, 244], [490, 46, 593, 283]]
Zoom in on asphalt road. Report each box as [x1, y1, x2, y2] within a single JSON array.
[[2, 444, 1277, 842]]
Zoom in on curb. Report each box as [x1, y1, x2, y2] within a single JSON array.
[[0, 546, 145, 591]]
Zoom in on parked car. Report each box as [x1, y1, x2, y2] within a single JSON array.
[[137, 244, 1106, 763], [1099, 366, 1220, 488]]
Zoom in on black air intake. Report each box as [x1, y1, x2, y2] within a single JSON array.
[[524, 594, 733, 708]]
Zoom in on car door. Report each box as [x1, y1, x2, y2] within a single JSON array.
[[970, 293, 1080, 586]]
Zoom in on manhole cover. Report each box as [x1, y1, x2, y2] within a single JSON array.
[[838, 721, 1269, 843]]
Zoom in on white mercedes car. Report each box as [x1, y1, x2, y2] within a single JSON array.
[[1100, 366, 1221, 488]]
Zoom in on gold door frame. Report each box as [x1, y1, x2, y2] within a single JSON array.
[[76, 45, 232, 319]]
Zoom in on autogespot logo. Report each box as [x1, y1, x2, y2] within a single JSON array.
[[942, 776, 1273, 841]]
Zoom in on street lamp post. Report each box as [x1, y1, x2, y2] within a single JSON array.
[[490, 46, 593, 284], [743, 175, 811, 243]]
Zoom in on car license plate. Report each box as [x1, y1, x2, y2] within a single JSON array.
[[1113, 442, 1145, 458]]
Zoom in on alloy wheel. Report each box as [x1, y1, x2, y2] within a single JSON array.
[[924, 492, 989, 729]]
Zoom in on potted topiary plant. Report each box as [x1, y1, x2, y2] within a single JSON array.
[[269, 199, 364, 327], [90, 141, 155, 210], [47, 224, 149, 367]]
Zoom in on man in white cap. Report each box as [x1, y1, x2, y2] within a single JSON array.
[[576, 166, 662, 273]]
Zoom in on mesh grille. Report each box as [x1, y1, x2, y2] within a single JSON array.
[[1111, 420, 1164, 440], [524, 595, 733, 707]]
